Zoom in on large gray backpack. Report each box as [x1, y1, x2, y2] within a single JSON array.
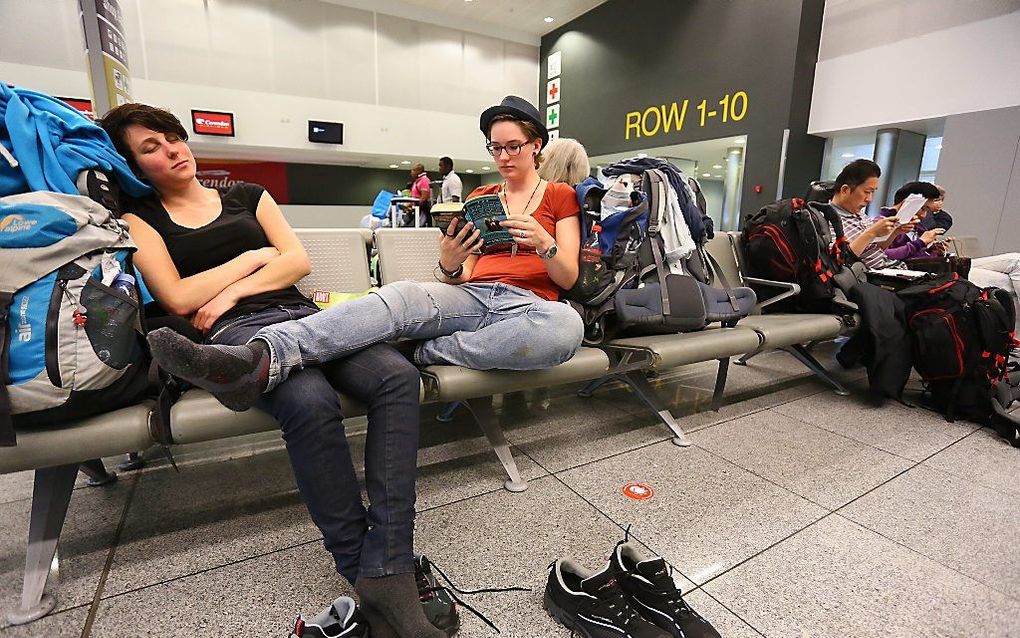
[[0, 190, 149, 446]]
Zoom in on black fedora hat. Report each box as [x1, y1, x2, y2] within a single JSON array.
[[479, 95, 549, 147]]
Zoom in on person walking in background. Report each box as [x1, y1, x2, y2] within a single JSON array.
[[410, 163, 432, 225], [437, 156, 462, 203]]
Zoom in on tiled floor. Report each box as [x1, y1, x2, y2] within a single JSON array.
[[2, 348, 1019, 637]]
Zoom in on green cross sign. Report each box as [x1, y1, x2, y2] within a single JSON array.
[[547, 108, 558, 126]]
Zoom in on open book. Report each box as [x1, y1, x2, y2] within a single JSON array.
[[875, 193, 927, 241]]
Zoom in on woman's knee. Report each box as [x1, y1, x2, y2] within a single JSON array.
[[378, 350, 422, 396], [533, 303, 585, 364]]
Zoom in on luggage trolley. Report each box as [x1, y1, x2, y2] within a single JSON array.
[[388, 196, 424, 228]]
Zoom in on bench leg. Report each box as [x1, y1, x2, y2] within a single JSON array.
[[117, 452, 146, 472], [784, 344, 850, 396], [621, 371, 692, 447], [435, 401, 462, 423], [463, 397, 528, 493], [712, 358, 730, 412], [80, 459, 117, 487], [6, 464, 78, 626], [578, 376, 614, 398], [734, 350, 761, 366]]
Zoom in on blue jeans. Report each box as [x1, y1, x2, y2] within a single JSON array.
[[253, 281, 585, 389], [210, 305, 421, 584]]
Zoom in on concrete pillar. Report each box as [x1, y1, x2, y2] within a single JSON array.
[[868, 128, 926, 217], [722, 146, 744, 231]]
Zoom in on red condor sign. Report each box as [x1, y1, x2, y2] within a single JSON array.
[[191, 109, 235, 136], [57, 97, 95, 120], [195, 161, 289, 204]]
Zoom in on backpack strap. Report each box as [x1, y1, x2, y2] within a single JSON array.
[[0, 291, 17, 446], [643, 172, 672, 316], [703, 249, 740, 312]]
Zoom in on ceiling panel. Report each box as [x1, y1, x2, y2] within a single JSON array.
[[324, 0, 607, 37]]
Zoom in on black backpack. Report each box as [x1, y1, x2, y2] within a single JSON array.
[[741, 198, 856, 313], [567, 167, 756, 343], [898, 273, 1020, 446]]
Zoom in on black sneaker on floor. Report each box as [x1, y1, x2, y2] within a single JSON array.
[[608, 543, 721, 638], [544, 558, 671, 638], [290, 596, 369, 638], [415, 554, 460, 636]]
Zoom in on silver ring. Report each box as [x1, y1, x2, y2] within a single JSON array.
[[519, 230, 528, 238]]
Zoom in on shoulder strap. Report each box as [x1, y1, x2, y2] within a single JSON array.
[[643, 172, 672, 315], [0, 292, 17, 446], [703, 249, 740, 311]]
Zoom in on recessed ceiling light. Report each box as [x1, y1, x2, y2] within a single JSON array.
[[841, 152, 854, 158], [714, 175, 722, 178], [637, 152, 648, 158], [401, 160, 411, 165], [389, 164, 398, 168], [482, 166, 491, 170], [712, 164, 722, 169], [466, 169, 475, 173], [733, 138, 745, 144], [544, 16, 554, 23], [702, 172, 711, 177]]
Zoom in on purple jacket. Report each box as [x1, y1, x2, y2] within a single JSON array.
[[881, 207, 936, 261]]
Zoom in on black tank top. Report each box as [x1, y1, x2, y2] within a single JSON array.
[[128, 182, 315, 325]]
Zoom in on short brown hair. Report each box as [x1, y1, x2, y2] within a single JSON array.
[[488, 114, 544, 169], [99, 103, 188, 175]]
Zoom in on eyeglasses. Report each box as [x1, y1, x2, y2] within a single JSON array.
[[486, 142, 527, 158]]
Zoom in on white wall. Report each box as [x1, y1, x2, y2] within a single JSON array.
[[809, 1, 1020, 134], [0, 0, 539, 165], [280, 205, 368, 228], [936, 106, 1020, 255], [699, 180, 725, 230]]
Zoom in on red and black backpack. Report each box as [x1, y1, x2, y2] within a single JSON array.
[[741, 198, 855, 312], [898, 273, 1020, 445]]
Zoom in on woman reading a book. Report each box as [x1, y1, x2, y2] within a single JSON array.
[[144, 94, 584, 398]]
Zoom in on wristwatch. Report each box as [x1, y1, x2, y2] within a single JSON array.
[[437, 261, 464, 278], [538, 241, 558, 260]]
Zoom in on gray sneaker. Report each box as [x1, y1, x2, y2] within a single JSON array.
[[290, 596, 369, 638]]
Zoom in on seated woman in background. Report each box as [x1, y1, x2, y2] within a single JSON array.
[[143, 94, 584, 408], [879, 181, 947, 262], [100, 104, 445, 638], [538, 137, 591, 186], [917, 184, 952, 232]]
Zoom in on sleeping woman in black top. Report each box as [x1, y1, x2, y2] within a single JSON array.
[[100, 104, 444, 638]]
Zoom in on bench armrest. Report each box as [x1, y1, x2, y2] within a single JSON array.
[[744, 277, 801, 312]]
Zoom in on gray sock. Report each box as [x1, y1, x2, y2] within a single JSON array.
[[355, 573, 444, 638], [146, 327, 270, 411]]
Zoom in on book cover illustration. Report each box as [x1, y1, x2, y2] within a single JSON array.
[[463, 194, 515, 254]]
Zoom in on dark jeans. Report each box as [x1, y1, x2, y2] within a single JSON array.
[[210, 305, 421, 583]]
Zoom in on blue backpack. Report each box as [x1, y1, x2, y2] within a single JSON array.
[[0, 190, 150, 446]]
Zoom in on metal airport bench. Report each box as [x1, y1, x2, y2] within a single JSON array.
[[0, 226, 854, 625], [373, 228, 761, 450], [711, 231, 858, 395]]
